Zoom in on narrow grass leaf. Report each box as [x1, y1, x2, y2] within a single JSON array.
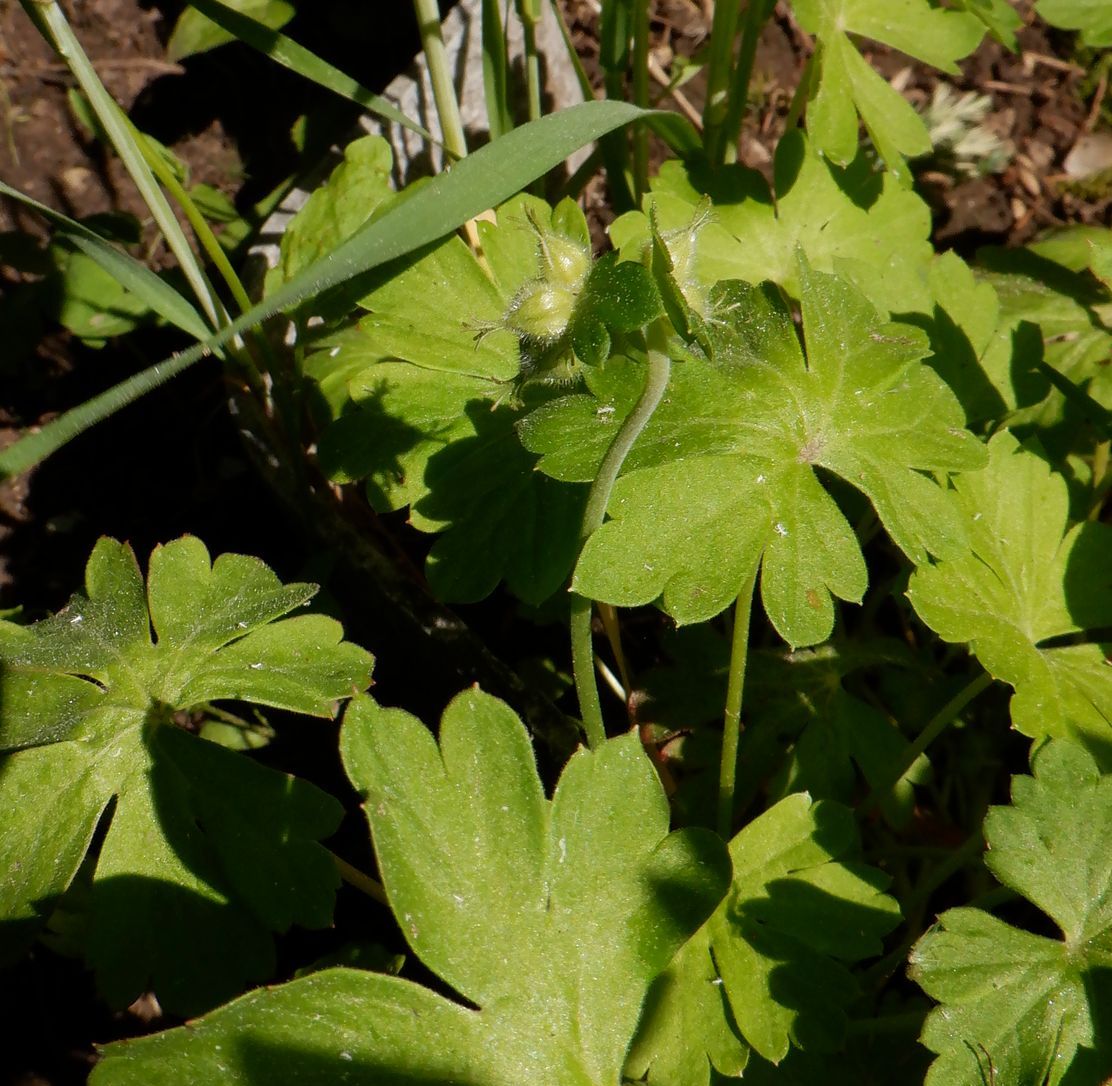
[[0, 100, 656, 479], [0, 180, 210, 341], [182, 0, 437, 145]]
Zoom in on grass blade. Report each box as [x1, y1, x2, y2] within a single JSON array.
[[22, 0, 226, 333], [0, 179, 210, 341], [482, 0, 514, 139], [184, 0, 439, 148], [0, 100, 657, 479]]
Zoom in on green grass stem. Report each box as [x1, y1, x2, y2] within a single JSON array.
[[720, 0, 774, 164], [185, 0, 439, 148], [701, 0, 742, 163], [413, 0, 469, 160], [0, 100, 661, 479], [23, 0, 226, 334]]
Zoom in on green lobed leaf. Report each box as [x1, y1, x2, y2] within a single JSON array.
[[754, 643, 931, 827], [792, 0, 985, 178], [301, 150, 591, 604], [949, 0, 1023, 48], [0, 536, 373, 1012], [977, 240, 1112, 459], [910, 739, 1112, 1085], [524, 264, 985, 647], [91, 687, 731, 1085], [627, 793, 901, 1081], [907, 430, 1112, 759], [900, 250, 1049, 425], [610, 130, 934, 316]]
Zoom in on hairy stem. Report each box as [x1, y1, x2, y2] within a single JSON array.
[[571, 343, 672, 748], [858, 671, 993, 820], [717, 571, 757, 838]]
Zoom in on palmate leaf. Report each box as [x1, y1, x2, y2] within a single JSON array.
[[91, 688, 731, 1085], [753, 643, 931, 826], [907, 431, 1112, 759], [627, 794, 901, 1084], [522, 263, 985, 648], [910, 739, 1112, 1085], [0, 537, 373, 1013], [977, 241, 1112, 459], [792, 0, 985, 179], [297, 139, 588, 603], [610, 130, 934, 316]]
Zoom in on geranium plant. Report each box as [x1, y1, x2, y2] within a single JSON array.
[[2, 0, 1112, 1082]]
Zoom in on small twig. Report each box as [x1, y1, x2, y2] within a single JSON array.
[[3, 57, 185, 76], [1024, 51, 1084, 75], [981, 79, 1033, 96], [331, 851, 389, 906], [647, 52, 703, 129], [1084, 69, 1108, 134]]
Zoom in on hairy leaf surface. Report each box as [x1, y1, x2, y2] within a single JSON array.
[[297, 143, 589, 603], [91, 688, 730, 1085], [627, 794, 900, 1082], [524, 264, 984, 646], [911, 740, 1112, 1085], [0, 537, 373, 1012], [907, 431, 1112, 756]]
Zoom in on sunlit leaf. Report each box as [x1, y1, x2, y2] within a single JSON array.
[[792, 0, 985, 178], [524, 264, 985, 646], [0, 537, 373, 1012], [907, 430, 1112, 759], [911, 739, 1112, 1085], [628, 793, 900, 1081], [91, 688, 731, 1084]]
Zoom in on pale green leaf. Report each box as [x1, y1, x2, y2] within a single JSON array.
[[525, 265, 984, 646], [910, 739, 1112, 1085], [167, 0, 294, 62], [628, 794, 900, 1081], [907, 431, 1112, 756], [1037, 0, 1112, 46], [91, 688, 731, 1085], [610, 130, 934, 315], [305, 175, 589, 604], [950, 0, 1023, 48], [793, 0, 985, 177], [0, 537, 373, 1012]]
